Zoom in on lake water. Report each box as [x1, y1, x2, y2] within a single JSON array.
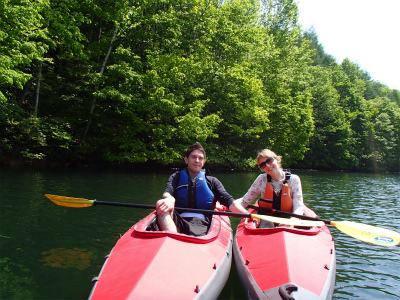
[[0, 167, 399, 299]]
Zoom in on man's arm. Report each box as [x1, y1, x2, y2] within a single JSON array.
[[209, 176, 248, 213]]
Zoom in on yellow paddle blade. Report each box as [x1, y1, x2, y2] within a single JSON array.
[[251, 214, 325, 227], [44, 194, 94, 208], [331, 221, 400, 247]]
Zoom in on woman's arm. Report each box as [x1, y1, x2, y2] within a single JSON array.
[[237, 174, 267, 208], [228, 200, 249, 214], [290, 174, 304, 215]]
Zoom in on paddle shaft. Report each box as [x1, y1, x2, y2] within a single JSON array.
[[247, 204, 331, 225], [44, 195, 323, 226], [94, 200, 253, 218], [45, 194, 400, 246]]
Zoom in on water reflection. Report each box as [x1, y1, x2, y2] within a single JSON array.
[[0, 257, 37, 299], [40, 248, 93, 270]]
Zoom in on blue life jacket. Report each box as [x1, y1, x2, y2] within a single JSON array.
[[176, 169, 214, 209]]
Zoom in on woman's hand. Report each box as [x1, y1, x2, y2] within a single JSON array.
[[252, 217, 261, 227]]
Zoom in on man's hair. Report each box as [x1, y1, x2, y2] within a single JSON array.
[[185, 142, 206, 158]]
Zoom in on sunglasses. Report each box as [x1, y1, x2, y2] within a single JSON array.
[[258, 157, 275, 169]]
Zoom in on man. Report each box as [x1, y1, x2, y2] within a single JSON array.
[[156, 142, 248, 236]]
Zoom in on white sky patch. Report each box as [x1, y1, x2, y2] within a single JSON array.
[[296, 0, 400, 90]]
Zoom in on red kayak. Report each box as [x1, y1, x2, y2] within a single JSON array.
[[88, 211, 233, 300], [233, 205, 336, 300]]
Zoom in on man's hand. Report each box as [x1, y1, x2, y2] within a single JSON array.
[[156, 194, 175, 217]]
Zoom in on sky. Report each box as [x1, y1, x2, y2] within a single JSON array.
[[296, 0, 400, 90]]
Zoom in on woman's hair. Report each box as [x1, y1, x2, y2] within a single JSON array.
[[256, 149, 282, 168], [185, 142, 206, 158]]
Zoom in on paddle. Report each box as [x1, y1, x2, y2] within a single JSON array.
[[248, 204, 400, 247], [44, 194, 324, 227]]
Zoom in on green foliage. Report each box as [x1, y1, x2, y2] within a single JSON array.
[[0, 0, 50, 94], [301, 66, 352, 169], [297, 36, 400, 171], [301, 27, 336, 67], [259, 5, 314, 164], [0, 102, 74, 160], [1, 0, 399, 172], [365, 97, 400, 172]]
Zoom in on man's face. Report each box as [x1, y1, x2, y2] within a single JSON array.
[[184, 149, 205, 175]]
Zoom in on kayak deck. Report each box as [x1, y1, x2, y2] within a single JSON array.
[[89, 211, 232, 300], [233, 206, 336, 300]]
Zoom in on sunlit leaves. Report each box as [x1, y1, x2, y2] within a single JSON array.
[[176, 100, 222, 141], [0, 0, 49, 92], [1, 0, 399, 171], [301, 66, 352, 169]]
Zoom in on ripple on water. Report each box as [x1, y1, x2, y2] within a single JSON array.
[[298, 171, 400, 300]]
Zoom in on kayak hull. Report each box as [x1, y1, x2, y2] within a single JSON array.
[[89, 211, 233, 300], [233, 206, 336, 300]]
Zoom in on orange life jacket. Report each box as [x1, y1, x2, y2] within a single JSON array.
[[258, 171, 293, 212]]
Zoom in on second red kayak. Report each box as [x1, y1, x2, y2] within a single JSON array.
[[233, 205, 336, 299]]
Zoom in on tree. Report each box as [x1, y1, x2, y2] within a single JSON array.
[[328, 60, 369, 169], [256, 0, 314, 165], [301, 27, 336, 67], [365, 97, 400, 172], [301, 66, 351, 169], [0, 0, 50, 103], [197, 0, 272, 165]]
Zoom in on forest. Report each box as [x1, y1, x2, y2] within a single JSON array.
[[1, 0, 399, 172]]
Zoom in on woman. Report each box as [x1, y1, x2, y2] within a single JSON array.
[[234, 149, 304, 227]]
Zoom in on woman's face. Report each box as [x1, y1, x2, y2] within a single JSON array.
[[258, 156, 279, 174]]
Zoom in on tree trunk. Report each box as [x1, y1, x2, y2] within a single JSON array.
[[34, 61, 43, 117], [81, 25, 119, 143]]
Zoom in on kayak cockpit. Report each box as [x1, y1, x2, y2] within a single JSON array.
[[134, 211, 226, 244]]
